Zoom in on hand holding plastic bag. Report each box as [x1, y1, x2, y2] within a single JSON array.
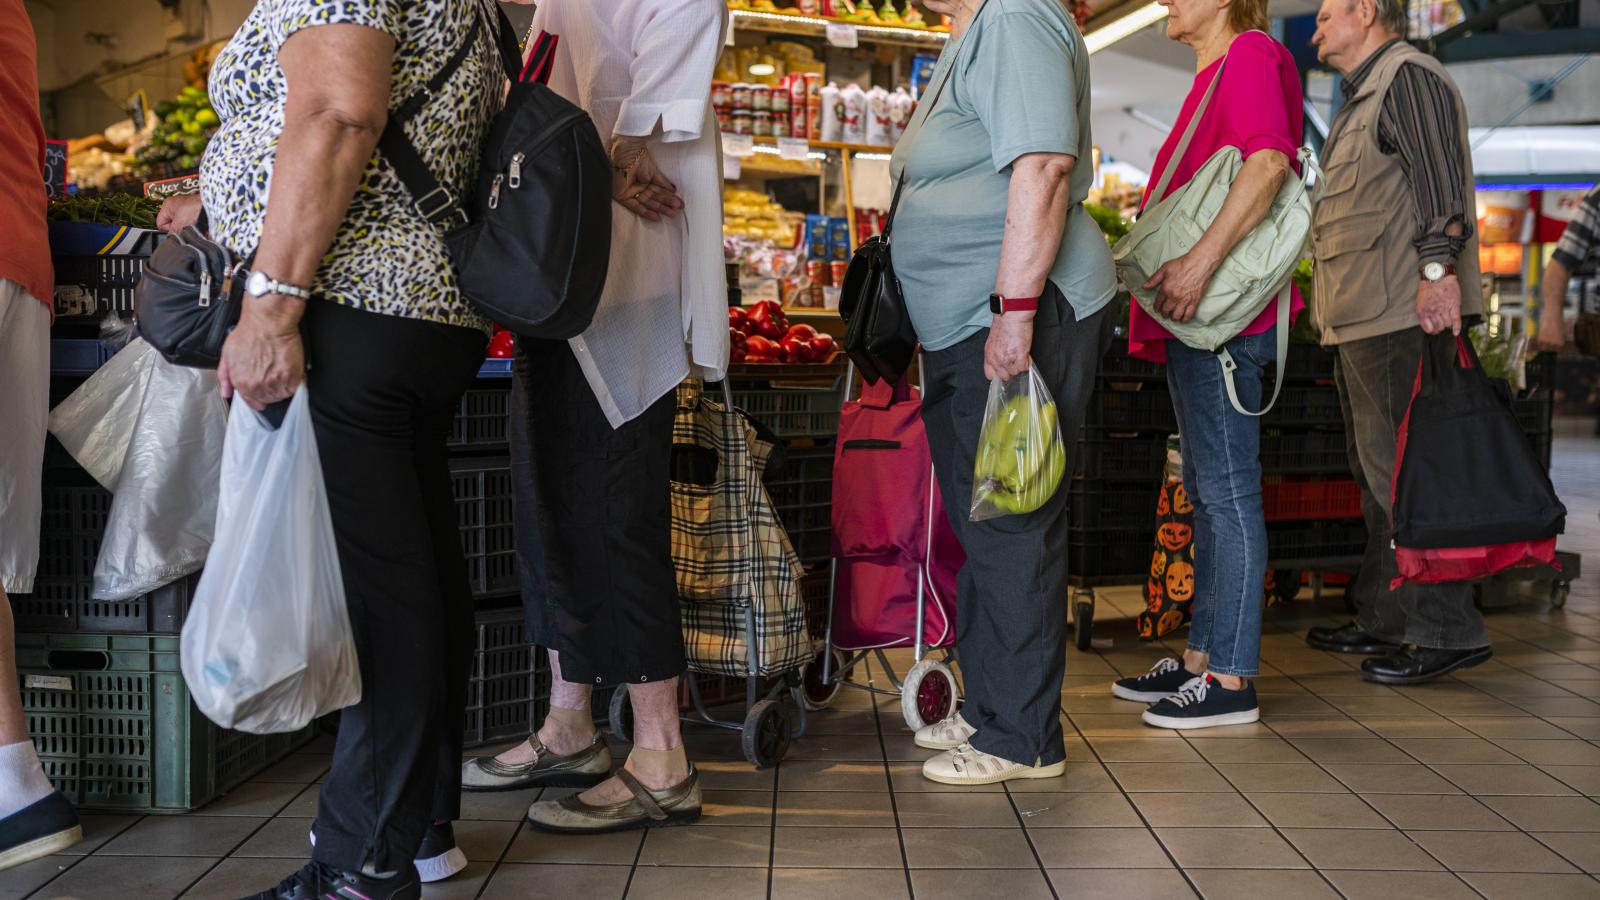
[[182, 386, 360, 733], [969, 363, 1067, 521]]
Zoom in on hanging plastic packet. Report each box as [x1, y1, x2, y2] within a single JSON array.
[[969, 363, 1067, 521]]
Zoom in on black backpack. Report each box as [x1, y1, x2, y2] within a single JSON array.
[[379, 10, 612, 338]]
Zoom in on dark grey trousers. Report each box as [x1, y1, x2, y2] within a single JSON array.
[[920, 288, 1114, 767], [1333, 326, 1489, 650]]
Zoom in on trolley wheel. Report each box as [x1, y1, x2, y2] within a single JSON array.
[[801, 647, 846, 711], [1552, 582, 1570, 609], [900, 658, 958, 731], [1073, 592, 1095, 652], [607, 687, 633, 745], [1275, 569, 1303, 604], [742, 699, 792, 769]]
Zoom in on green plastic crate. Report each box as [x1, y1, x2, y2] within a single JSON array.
[[18, 632, 312, 813]]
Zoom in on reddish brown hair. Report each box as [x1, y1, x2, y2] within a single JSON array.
[[1227, 0, 1270, 34]]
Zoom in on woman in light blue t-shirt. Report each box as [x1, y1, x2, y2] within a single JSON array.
[[890, 0, 1116, 788]]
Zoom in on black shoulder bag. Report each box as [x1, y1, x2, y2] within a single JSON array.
[[838, 3, 979, 384]]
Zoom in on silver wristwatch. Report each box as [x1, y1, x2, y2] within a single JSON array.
[[1420, 262, 1455, 283], [244, 270, 313, 301]]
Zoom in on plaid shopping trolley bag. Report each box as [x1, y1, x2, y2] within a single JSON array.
[[671, 384, 810, 678]]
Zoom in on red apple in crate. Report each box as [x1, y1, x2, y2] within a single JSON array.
[[728, 306, 750, 334], [806, 334, 836, 362]]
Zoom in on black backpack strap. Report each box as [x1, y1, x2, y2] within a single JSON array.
[[379, 7, 522, 227]]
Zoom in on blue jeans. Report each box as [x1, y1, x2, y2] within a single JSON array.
[[1164, 329, 1274, 678]]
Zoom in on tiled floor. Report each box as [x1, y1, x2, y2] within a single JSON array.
[[5, 433, 1598, 900]]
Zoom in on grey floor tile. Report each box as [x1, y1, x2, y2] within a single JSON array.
[[1029, 827, 1171, 868], [1130, 793, 1267, 828], [1047, 868, 1197, 900], [452, 819, 519, 862], [775, 790, 895, 827], [902, 826, 1036, 868], [1280, 827, 1441, 870], [1087, 738, 1203, 763], [1391, 738, 1525, 765], [775, 760, 888, 792], [637, 824, 770, 867], [231, 817, 314, 860], [1013, 791, 1142, 828], [1407, 829, 1580, 873], [1535, 832, 1600, 873], [0, 855, 76, 900], [1324, 763, 1463, 794], [1357, 717, 1475, 739], [1185, 738, 1307, 764], [802, 708, 881, 735], [1454, 717, 1579, 740], [699, 790, 774, 827], [97, 815, 265, 858], [457, 786, 537, 822], [193, 781, 304, 818], [1543, 765, 1600, 795], [771, 826, 902, 869], [1213, 762, 1349, 793], [477, 862, 630, 899], [1246, 791, 1389, 829], [624, 865, 769, 899], [694, 759, 779, 792], [1480, 795, 1600, 831], [1266, 718, 1375, 739], [1461, 873, 1600, 900], [1496, 739, 1600, 766], [1288, 738, 1413, 765], [420, 860, 493, 899], [1071, 714, 1186, 740], [909, 868, 1054, 900], [1321, 870, 1480, 900], [894, 792, 1019, 828], [1185, 868, 1340, 900], [1155, 827, 1308, 870], [1434, 763, 1580, 796], [181, 858, 302, 899], [770, 867, 910, 899], [56, 814, 139, 856], [1109, 763, 1235, 793], [501, 827, 643, 865], [781, 733, 887, 761], [34, 854, 216, 899], [1362, 794, 1515, 831], [1547, 718, 1600, 740], [251, 754, 332, 784], [1005, 761, 1119, 793]]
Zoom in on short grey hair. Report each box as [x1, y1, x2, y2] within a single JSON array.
[[1369, 0, 1410, 37]]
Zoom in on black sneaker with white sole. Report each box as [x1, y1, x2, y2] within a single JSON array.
[[1141, 674, 1260, 730], [242, 861, 420, 900], [308, 820, 467, 884], [1112, 657, 1200, 704], [0, 791, 82, 873]]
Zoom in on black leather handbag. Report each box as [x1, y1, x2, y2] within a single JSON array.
[[836, 8, 975, 385], [133, 224, 251, 369]]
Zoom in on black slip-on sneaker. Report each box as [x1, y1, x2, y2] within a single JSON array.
[[0, 791, 82, 873], [1142, 675, 1261, 730], [241, 861, 420, 900], [1112, 657, 1200, 704]]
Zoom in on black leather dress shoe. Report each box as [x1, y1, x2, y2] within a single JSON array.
[[1361, 645, 1494, 685], [1306, 622, 1400, 655]]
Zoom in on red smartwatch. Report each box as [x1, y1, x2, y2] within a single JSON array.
[[988, 293, 1040, 315]]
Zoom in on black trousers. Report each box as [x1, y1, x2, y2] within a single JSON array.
[[1333, 326, 1488, 649], [920, 287, 1114, 767], [304, 301, 486, 873], [509, 340, 684, 686]]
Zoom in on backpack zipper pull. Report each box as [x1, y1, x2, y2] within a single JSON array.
[[488, 173, 505, 210], [508, 152, 525, 189]]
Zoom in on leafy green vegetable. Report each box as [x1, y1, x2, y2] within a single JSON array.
[[1469, 324, 1516, 384], [47, 195, 165, 229], [1086, 202, 1129, 244]]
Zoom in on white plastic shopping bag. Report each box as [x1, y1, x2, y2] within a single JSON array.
[[183, 386, 361, 733], [969, 363, 1067, 521]]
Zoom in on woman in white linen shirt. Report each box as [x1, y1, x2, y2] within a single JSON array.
[[458, 0, 729, 835]]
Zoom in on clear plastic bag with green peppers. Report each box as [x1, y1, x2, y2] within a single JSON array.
[[969, 363, 1067, 521]]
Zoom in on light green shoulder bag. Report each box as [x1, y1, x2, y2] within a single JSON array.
[[1111, 39, 1322, 416]]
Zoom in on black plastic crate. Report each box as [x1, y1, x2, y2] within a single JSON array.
[[730, 384, 843, 438], [764, 442, 833, 567], [799, 567, 830, 640], [1092, 382, 1178, 431], [463, 608, 550, 748], [1262, 385, 1345, 428], [448, 388, 511, 453], [12, 573, 199, 635], [452, 457, 518, 599], [1097, 341, 1165, 381], [51, 254, 153, 322], [1280, 343, 1337, 383], [1265, 521, 1368, 563], [1260, 429, 1351, 475], [1074, 430, 1169, 482], [1068, 482, 1161, 531], [1067, 528, 1155, 581]]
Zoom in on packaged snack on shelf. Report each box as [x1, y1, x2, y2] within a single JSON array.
[[910, 54, 938, 98], [805, 214, 830, 259], [828, 217, 851, 261], [804, 74, 823, 140], [866, 86, 893, 147]]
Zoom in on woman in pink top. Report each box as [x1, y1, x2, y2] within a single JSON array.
[[1109, 0, 1304, 731]]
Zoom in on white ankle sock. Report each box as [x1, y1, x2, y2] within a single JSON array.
[[0, 741, 54, 818]]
